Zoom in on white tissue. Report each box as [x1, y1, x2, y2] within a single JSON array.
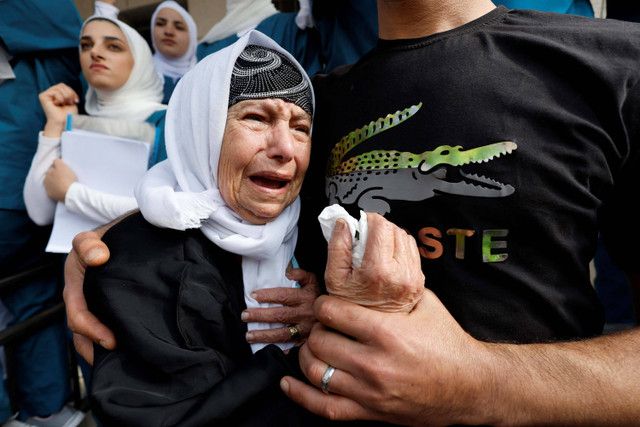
[[318, 204, 368, 268]]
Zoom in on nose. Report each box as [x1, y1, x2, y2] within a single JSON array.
[[266, 122, 295, 162], [164, 24, 175, 35], [90, 44, 104, 60]]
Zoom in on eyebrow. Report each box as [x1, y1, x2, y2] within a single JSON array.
[[80, 35, 126, 43], [156, 17, 186, 25]]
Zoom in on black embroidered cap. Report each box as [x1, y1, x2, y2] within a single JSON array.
[[229, 45, 313, 116]]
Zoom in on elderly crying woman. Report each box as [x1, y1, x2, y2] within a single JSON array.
[[83, 31, 327, 426]]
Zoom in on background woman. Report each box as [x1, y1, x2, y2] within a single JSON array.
[[23, 16, 167, 228], [150, 0, 198, 103]]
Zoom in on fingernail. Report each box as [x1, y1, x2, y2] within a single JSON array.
[[280, 378, 290, 393], [85, 248, 102, 264], [245, 332, 254, 342], [335, 219, 345, 231], [250, 292, 257, 300], [241, 311, 249, 322]]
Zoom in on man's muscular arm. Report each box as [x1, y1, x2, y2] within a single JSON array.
[[282, 293, 640, 426], [280, 217, 640, 425]]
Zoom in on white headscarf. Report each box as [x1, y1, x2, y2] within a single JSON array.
[[135, 30, 315, 353], [150, 1, 198, 81], [83, 16, 166, 122], [295, 0, 314, 29], [199, 0, 278, 45]]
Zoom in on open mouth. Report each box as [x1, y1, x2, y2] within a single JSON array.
[[250, 176, 288, 189]]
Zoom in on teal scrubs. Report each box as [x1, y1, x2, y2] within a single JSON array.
[[146, 110, 168, 166], [496, 0, 594, 16], [0, 0, 82, 421], [197, 12, 323, 77], [312, 0, 379, 73], [161, 75, 178, 105]]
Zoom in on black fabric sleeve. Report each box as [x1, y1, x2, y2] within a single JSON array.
[[84, 214, 324, 426]]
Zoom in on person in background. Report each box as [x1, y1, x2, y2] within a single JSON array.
[[150, 1, 198, 103], [92, 0, 197, 104], [495, 0, 594, 15], [23, 16, 167, 229], [197, 0, 322, 77], [93, 0, 120, 20], [309, 0, 379, 73], [0, 1, 87, 425]]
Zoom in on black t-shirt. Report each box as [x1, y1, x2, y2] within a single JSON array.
[[299, 6, 640, 343]]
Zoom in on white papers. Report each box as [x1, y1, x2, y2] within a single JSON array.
[[45, 129, 150, 253]]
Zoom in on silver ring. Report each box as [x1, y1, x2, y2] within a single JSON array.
[[320, 365, 336, 394]]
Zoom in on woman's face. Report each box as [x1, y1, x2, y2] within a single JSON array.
[[80, 20, 134, 91], [153, 8, 190, 59], [218, 99, 312, 225]]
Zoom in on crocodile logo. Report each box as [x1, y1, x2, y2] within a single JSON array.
[[325, 103, 517, 215]]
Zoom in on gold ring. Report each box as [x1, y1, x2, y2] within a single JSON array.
[[288, 325, 300, 340]]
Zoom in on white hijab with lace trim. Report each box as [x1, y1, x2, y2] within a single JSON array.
[[82, 16, 166, 122], [135, 30, 314, 353], [150, 1, 198, 81]]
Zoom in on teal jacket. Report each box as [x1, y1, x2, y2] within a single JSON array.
[[0, 0, 83, 210]]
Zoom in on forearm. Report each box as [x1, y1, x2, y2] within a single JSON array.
[[484, 327, 640, 426], [23, 132, 60, 225], [65, 183, 139, 225]]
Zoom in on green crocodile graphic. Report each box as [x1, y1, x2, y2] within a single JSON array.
[[326, 103, 518, 215]]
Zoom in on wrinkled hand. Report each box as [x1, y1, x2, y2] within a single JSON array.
[[280, 293, 495, 426], [64, 230, 116, 365], [325, 214, 424, 313], [39, 83, 79, 138], [44, 159, 77, 202], [243, 268, 321, 346]]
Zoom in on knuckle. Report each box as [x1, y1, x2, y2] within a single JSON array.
[[272, 309, 289, 324]]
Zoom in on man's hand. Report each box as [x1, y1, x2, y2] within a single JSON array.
[[280, 292, 495, 426], [64, 230, 116, 365], [44, 159, 77, 202], [325, 214, 424, 312], [243, 268, 321, 345]]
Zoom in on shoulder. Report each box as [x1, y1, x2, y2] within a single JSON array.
[[101, 212, 190, 265]]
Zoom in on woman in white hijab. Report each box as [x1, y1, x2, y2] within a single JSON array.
[[24, 16, 167, 227], [83, 30, 325, 426], [197, 0, 322, 76], [150, 0, 198, 103]]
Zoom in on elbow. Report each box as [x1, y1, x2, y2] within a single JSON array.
[[26, 208, 53, 226]]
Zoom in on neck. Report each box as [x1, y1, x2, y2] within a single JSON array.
[[377, 0, 497, 39]]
